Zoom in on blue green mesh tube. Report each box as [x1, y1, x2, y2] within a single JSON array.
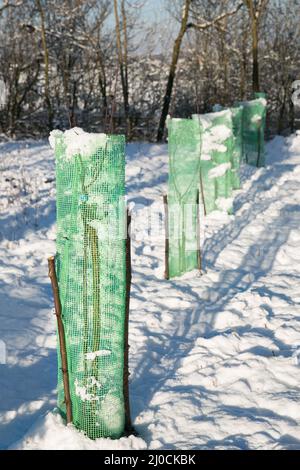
[[51, 129, 126, 439], [254, 92, 267, 166], [240, 97, 267, 167], [231, 106, 243, 189], [193, 110, 234, 215], [212, 106, 243, 191], [167, 118, 202, 278]]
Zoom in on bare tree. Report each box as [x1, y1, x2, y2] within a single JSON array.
[[243, 0, 269, 93], [35, 0, 53, 130], [113, 0, 130, 134], [157, 0, 246, 142], [156, 0, 191, 142], [0, 0, 23, 14], [0, 0, 299, 139]]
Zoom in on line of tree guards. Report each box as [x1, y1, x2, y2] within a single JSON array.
[[0, 0, 299, 140]]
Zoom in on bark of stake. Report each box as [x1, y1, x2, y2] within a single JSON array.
[[124, 209, 133, 433], [163, 195, 169, 280], [48, 256, 72, 424], [196, 190, 202, 273], [256, 124, 262, 168], [199, 167, 207, 216]]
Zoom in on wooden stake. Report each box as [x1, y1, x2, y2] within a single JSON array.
[[199, 167, 207, 217], [256, 125, 261, 168], [163, 195, 169, 280], [48, 256, 72, 424], [124, 209, 133, 433], [196, 190, 202, 274]]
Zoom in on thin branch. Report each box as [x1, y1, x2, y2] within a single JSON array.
[[187, 2, 244, 31], [0, 0, 23, 14]]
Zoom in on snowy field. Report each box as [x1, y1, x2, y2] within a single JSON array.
[[1, 133, 300, 450]]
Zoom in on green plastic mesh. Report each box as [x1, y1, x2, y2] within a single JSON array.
[[240, 97, 267, 167], [231, 106, 243, 189], [193, 110, 234, 215], [167, 118, 202, 278], [52, 130, 126, 439], [212, 105, 243, 190], [254, 92, 267, 165]]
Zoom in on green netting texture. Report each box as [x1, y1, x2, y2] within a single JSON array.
[[254, 92, 267, 166], [193, 110, 234, 215], [241, 98, 267, 167], [231, 106, 244, 190], [53, 131, 126, 439], [213, 105, 243, 190], [167, 118, 202, 278]]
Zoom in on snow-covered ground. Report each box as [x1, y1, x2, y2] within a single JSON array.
[[1, 133, 300, 450]]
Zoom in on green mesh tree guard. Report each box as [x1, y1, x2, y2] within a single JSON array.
[[193, 110, 234, 215], [231, 106, 244, 190], [167, 118, 202, 278], [254, 92, 267, 163], [50, 129, 126, 439], [212, 105, 243, 190], [240, 97, 267, 167]]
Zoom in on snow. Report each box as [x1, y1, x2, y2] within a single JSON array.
[[209, 162, 232, 179], [251, 114, 262, 124], [85, 350, 111, 360], [193, 113, 233, 160], [11, 411, 146, 450], [215, 196, 234, 212], [74, 379, 100, 402], [1, 134, 300, 450], [49, 127, 107, 160], [194, 110, 231, 132], [241, 98, 267, 108]]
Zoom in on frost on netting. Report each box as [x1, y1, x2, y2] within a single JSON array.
[[167, 118, 202, 278], [50, 128, 126, 439], [240, 96, 267, 167], [193, 110, 234, 215]]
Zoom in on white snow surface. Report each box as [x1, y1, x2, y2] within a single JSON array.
[[1, 133, 300, 449], [215, 197, 234, 212], [209, 162, 232, 179], [49, 127, 107, 160], [11, 411, 146, 450]]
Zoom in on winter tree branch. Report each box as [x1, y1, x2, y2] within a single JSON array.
[[0, 0, 23, 14], [187, 2, 244, 31]]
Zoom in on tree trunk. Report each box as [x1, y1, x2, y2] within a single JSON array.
[[157, 0, 191, 142], [277, 87, 287, 134], [240, 23, 248, 100], [36, 0, 53, 130], [114, 0, 130, 136], [251, 18, 260, 93]]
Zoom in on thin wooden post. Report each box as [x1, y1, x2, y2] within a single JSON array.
[[48, 256, 72, 424], [199, 167, 207, 217], [256, 123, 261, 168], [196, 190, 202, 274], [163, 195, 169, 280], [124, 209, 133, 433]]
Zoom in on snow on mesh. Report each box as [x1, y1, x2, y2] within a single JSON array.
[[49, 128, 107, 160]]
